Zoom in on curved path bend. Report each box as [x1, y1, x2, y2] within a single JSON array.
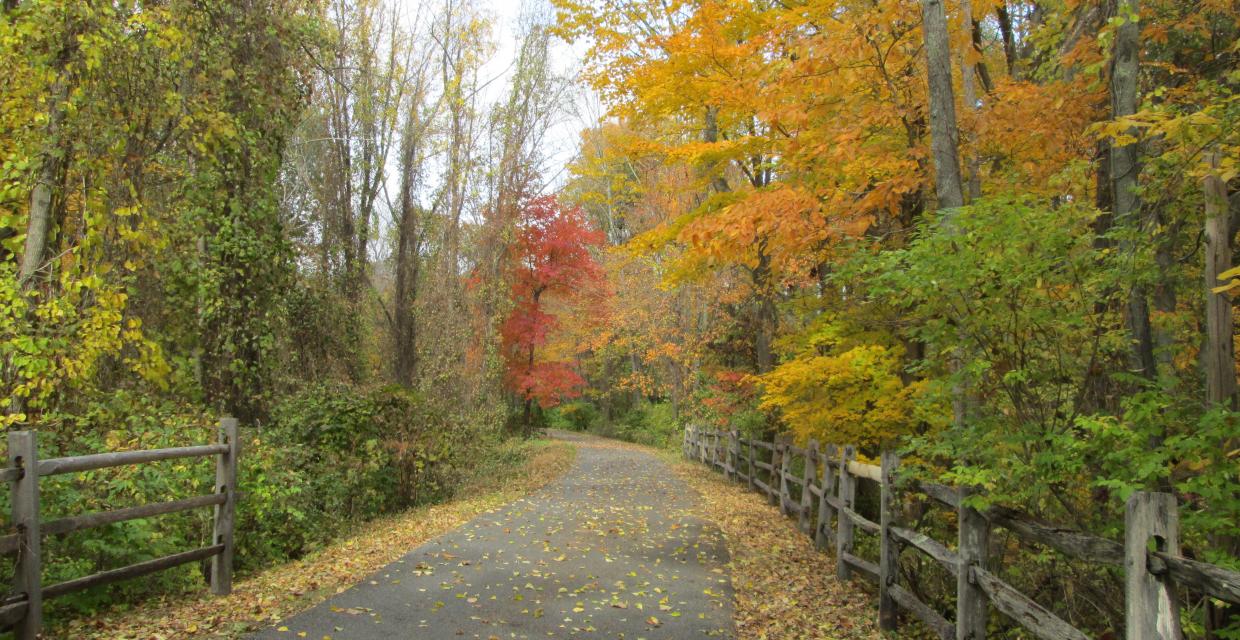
[[251, 431, 735, 639]]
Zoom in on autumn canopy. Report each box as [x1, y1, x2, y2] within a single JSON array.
[[0, 0, 1238, 636]]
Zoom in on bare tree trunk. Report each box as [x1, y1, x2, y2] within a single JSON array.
[[753, 245, 776, 375], [920, 0, 965, 211], [959, 0, 982, 201], [996, 3, 1018, 77], [392, 73, 432, 387], [702, 106, 731, 195], [1110, 0, 1157, 380], [970, 20, 995, 93], [921, 0, 970, 428], [1203, 150, 1240, 637], [439, 5, 473, 280], [1203, 151, 1236, 409], [392, 190, 421, 387], [9, 44, 72, 419], [521, 288, 543, 436]]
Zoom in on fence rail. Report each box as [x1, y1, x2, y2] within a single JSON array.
[[2, 417, 240, 639], [682, 425, 1240, 640]]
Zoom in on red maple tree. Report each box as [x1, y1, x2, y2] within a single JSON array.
[[500, 195, 605, 426]]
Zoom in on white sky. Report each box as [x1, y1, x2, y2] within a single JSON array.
[[477, 0, 596, 189]]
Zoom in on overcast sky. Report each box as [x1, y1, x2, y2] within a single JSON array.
[[476, 0, 595, 189]]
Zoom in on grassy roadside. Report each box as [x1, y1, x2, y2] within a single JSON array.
[[51, 438, 576, 640]]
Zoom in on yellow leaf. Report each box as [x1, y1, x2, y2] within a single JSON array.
[[1212, 280, 1239, 294], [1218, 266, 1240, 281]]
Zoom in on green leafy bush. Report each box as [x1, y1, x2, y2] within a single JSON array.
[[551, 400, 681, 449], [547, 401, 601, 432], [613, 402, 679, 448], [0, 384, 491, 620]]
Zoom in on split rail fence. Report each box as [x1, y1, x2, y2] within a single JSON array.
[[682, 425, 1240, 640], [1, 417, 241, 639]]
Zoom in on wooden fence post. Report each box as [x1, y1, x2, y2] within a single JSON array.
[[836, 445, 856, 581], [724, 429, 734, 481], [779, 441, 794, 516], [957, 485, 990, 640], [211, 417, 239, 595], [816, 443, 837, 551], [879, 452, 900, 631], [800, 441, 818, 535], [746, 439, 756, 491], [9, 431, 42, 640], [768, 441, 782, 505], [1125, 492, 1184, 640]]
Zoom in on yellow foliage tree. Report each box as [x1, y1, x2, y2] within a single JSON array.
[[759, 315, 945, 452]]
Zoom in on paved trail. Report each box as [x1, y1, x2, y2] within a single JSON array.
[[252, 431, 735, 639]]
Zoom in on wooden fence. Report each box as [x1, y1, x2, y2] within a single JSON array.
[[0, 417, 240, 639], [682, 425, 1240, 640]]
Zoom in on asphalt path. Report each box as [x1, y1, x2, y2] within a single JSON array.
[[250, 430, 735, 639]]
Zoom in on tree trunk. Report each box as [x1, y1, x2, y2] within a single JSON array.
[[702, 106, 731, 194], [19, 74, 70, 289], [755, 295, 776, 374], [960, 0, 982, 201], [523, 343, 537, 435], [392, 101, 425, 387], [392, 205, 421, 387], [1204, 159, 1240, 638], [996, 3, 1018, 77], [1110, 0, 1157, 380], [752, 242, 777, 374], [1203, 151, 1236, 409], [920, 0, 965, 211], [921, 0, 971, 428], [971, 20, 995, 94]]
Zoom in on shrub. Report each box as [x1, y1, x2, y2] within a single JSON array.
[[0, 383, 489, 620], [614, 402, 679, 448], [547, 401, 600, 432]]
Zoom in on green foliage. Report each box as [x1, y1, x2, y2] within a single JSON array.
[[685, 370, 767, 437], [850, 195, 1239, 634], [0, 0, 535, 632], [548, 400, 681, 449], [858, 196, 1121, 498], [0, 392, 217, 614], [547, 400, 600, 432], [0, 384, 492, 620], [612, 402, 679, 448], [1078, 395, 1240, 569]]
